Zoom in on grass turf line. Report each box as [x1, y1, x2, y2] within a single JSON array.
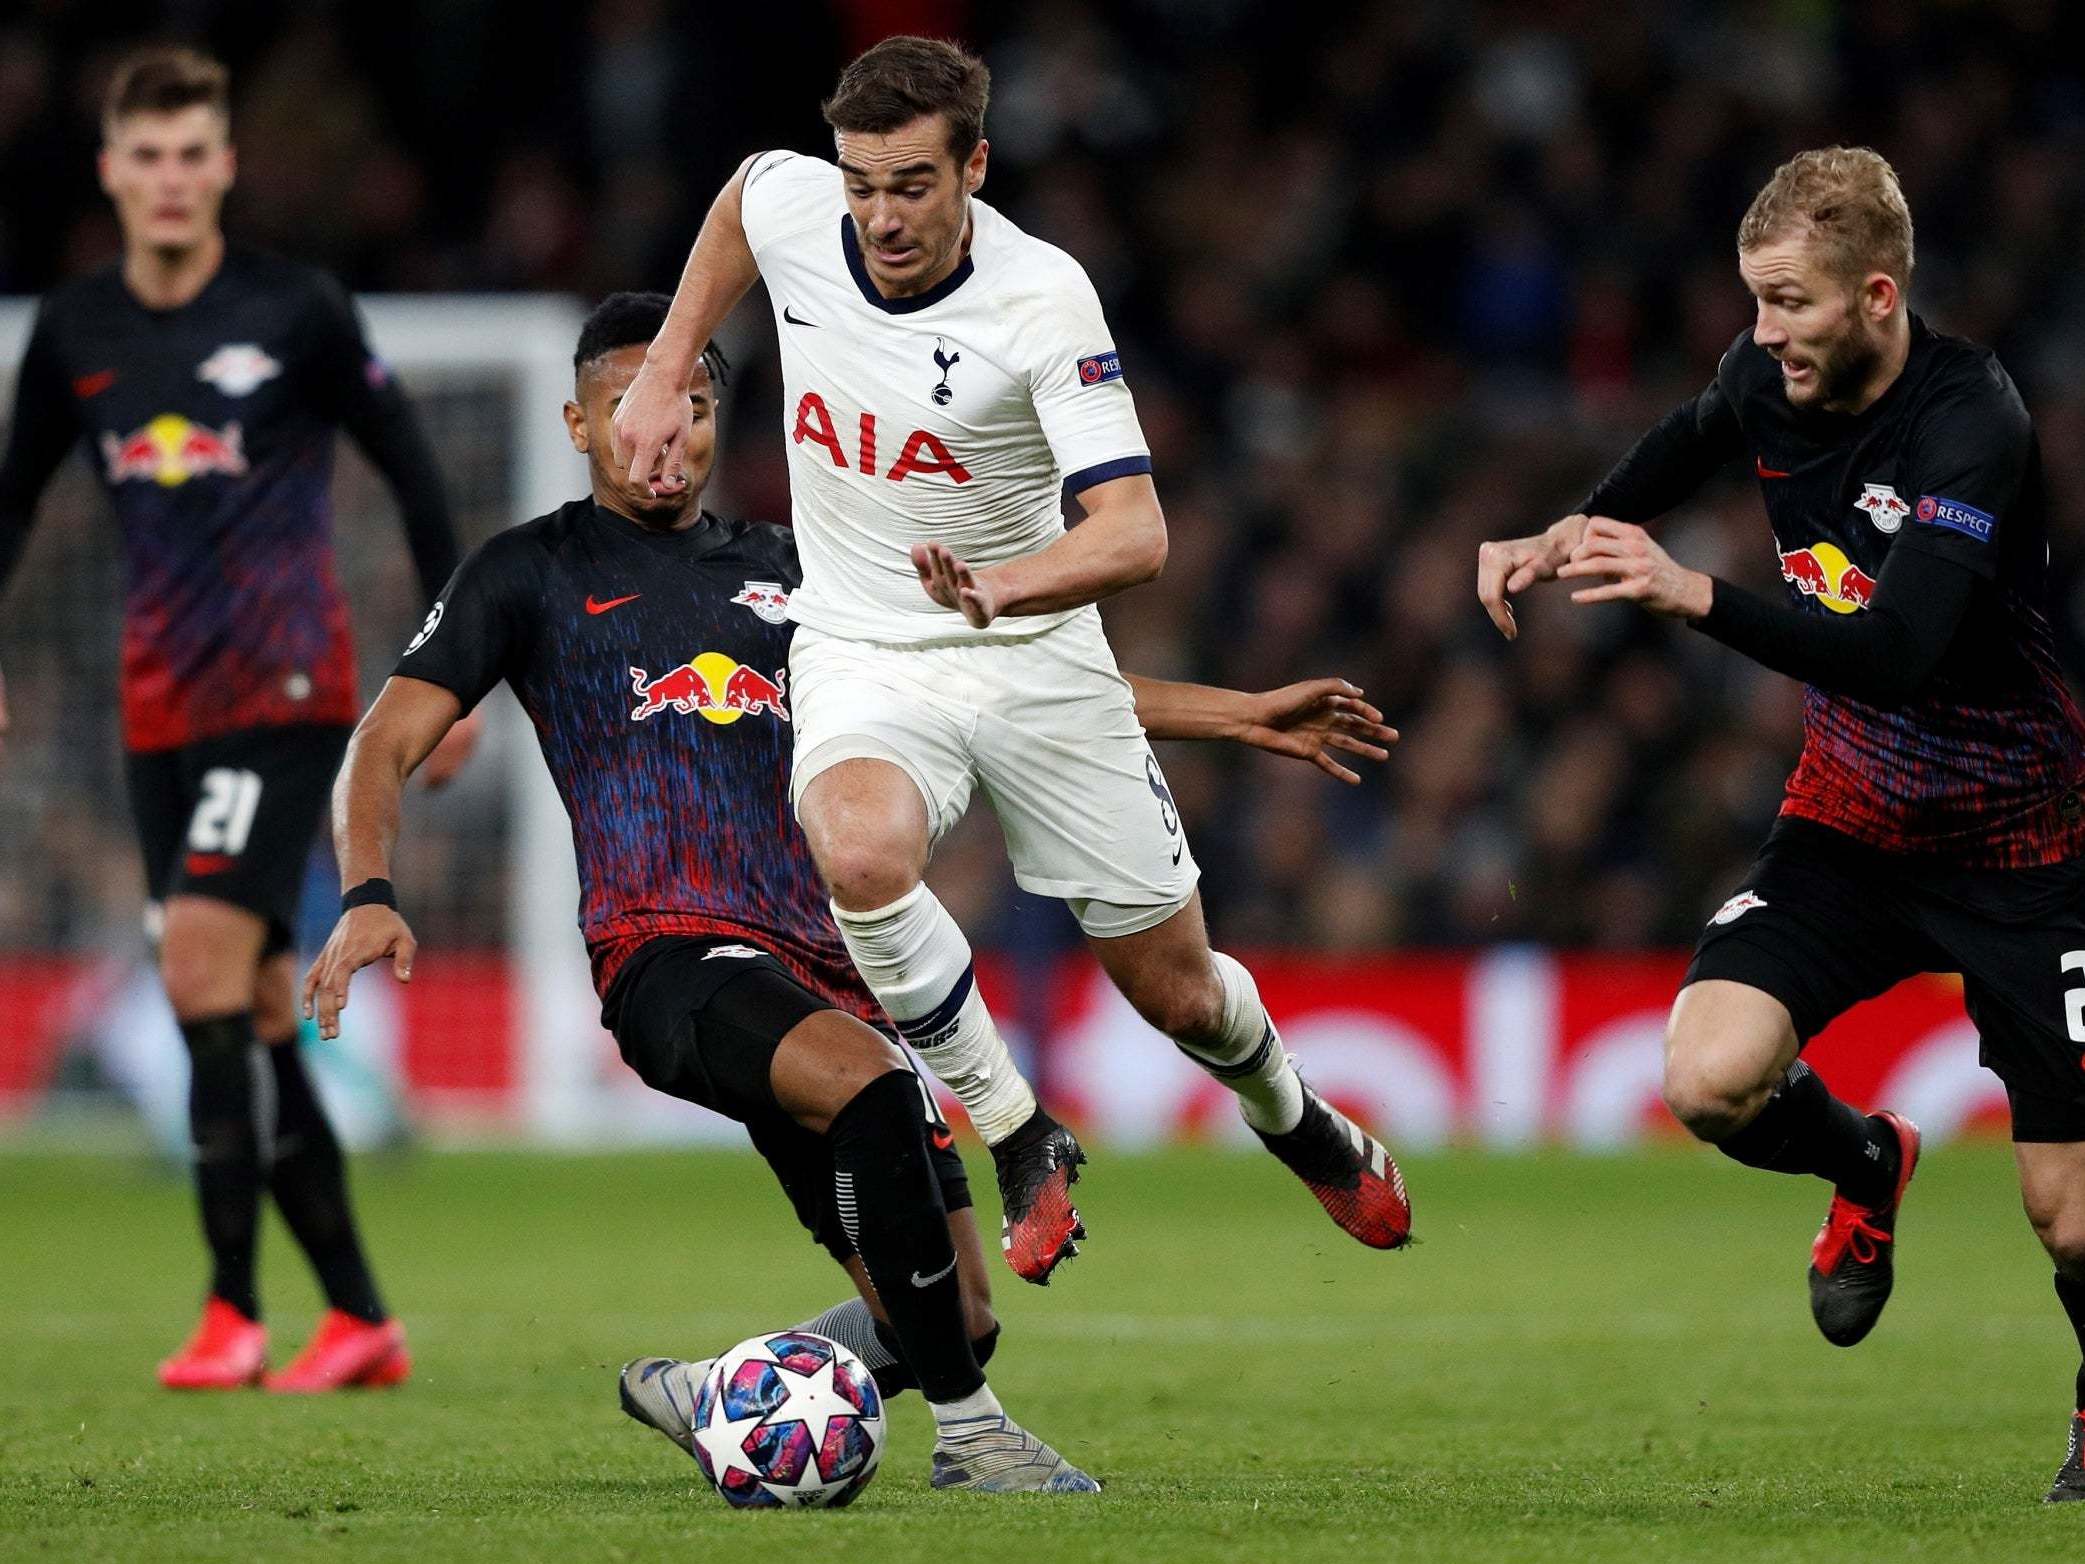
[[1, 1142, 2080, 1562]]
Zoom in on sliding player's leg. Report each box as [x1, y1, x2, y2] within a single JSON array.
[[609, 939, 1096, 1492], [797, 1179, 1002, 1396]]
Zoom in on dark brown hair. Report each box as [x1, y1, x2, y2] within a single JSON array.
[[104, 46, 230, 132], [821, 36, 990, 165]]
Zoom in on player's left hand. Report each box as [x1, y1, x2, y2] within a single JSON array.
[[913, 541, 1001, 629], [418, 709, 482, 790], [1556, 517, 1714, 619], [1239, 679, 1399, 785]]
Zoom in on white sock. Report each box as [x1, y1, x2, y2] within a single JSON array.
[[830, 885, 1038, 1146], [1176, 952, 1306, 1134], [928, 1382, 1004, 1428]]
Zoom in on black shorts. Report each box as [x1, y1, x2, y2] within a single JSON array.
[[601, 935, 971, 1261], [125, 724, 351, 957], [1688, 816, 2085, 1142]]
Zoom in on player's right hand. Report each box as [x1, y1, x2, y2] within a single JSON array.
[[302, 906, 418, 1040], [1476, 512, 1592, 640], [611, 356, 691, 497]]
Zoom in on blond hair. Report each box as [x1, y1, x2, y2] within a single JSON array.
[[1737, 147, 1914, 287]]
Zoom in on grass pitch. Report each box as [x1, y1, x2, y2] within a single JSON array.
[[2, 1140, 2080, 1562]]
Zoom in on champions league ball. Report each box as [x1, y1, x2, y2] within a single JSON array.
[[690, 1332, 885, 1508]]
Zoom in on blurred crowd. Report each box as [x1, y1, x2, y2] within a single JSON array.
[[6, 0, 2085, 956]]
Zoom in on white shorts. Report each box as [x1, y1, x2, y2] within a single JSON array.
[[789, 610, 1199, 937]]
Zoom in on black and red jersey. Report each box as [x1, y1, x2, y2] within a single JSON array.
[[395, 498, 877, 1019], [0, 249, 455, 752], [1588, 316, 2085, 869]]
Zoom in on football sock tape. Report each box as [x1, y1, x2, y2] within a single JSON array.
[[827, 1070, 984, 1404]]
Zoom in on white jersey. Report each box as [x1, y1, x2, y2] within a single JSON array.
[[740, 150, 1151, 644]]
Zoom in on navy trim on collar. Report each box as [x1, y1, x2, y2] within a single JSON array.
[[840, 217, 975, 314]]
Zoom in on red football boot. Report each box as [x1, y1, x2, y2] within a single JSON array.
[[1254, 1085, 1413, 1250], [158, 1296, 267, 1389], [264, 1310, 410, 1393], [990, 1109, 1088, 1285]]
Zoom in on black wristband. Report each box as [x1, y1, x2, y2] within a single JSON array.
[[341, 878, 398, 913]]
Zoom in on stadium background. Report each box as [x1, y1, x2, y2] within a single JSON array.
[[5, 0, 2085, 1148]]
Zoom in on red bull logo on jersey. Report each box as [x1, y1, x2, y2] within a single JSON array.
[[1854, 482, 1909, 534], [629, 653, 789, 725], [1779, 541, 1876, 615], [100, 415, 249, 487]]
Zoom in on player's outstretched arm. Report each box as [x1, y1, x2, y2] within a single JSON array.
[[1557, 516, 1977, 706], [301, 675, 462, 1038], [1482, 377, 1743, 639], [915, 473, 1168, 627], [1125, 674, 1398, 785], [613, 154, 762, 495]]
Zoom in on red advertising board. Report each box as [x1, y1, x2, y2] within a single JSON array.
[[0, 950, 2013, 1144]]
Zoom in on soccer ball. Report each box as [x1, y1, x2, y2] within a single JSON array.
[[689, 1332, 885, 1508]]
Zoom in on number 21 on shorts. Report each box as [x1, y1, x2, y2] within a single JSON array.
[[187, 767, 262, 856]]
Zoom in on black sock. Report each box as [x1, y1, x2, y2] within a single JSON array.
[[2056, 1272, 2085, 1411], [180, 1014, 263, 1321], [868, 1320, 1001, 1401], [265, 1039, 387, 1323], [1716, 1061, 1897, 1204], [828, 1071, 982, 1404]]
